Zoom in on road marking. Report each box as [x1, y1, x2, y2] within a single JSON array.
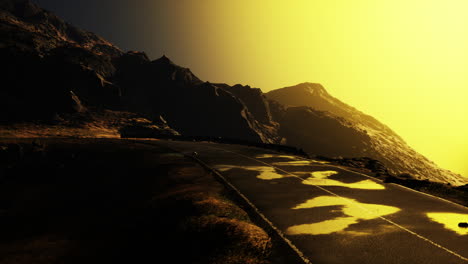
[[255, 145, 468, 210], [189, 154, 313, 264], [134, 140, 313, 264], [205, 145, 468, 262], [137, 139, 468, 262]]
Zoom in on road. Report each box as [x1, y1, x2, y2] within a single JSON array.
[[148, 139, 468, 264]]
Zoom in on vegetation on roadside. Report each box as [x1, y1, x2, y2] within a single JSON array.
[[0, 139, 274, 264], [0, 110, 175, 139]]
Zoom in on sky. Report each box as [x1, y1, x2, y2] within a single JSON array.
[[34, 0, 468, 177]]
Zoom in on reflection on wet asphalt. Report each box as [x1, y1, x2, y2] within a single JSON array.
[[156, 141, 468, 263], [273, 160, 315, 166], [216, 161, 397, 236], [286, 196, 400, 235], [215, 165, 286, 180], [427, 213, 468, 235], [255, 154, 300, 159], [302, 170, 385, 190], [255, 154, 330, 164], [218, 162, 385, 190]]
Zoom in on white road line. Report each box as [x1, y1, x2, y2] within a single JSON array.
[[206, 145, 468, 262], [190, 155, 313, 264], [264, 147, 468, 211]]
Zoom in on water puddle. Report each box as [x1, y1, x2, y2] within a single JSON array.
[[286, 196, 400, 235], [273, 160, 314, 166], [255, 154, 330, 164], [427, 212, 468, 235], [302, 170, 385, 190], [256, 154, 300, 159], [214, 165, 286, 180], [287, 217, 359, 235]]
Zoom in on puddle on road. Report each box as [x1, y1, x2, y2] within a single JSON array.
[[287, 217, 359, 235], [286, 196, 400, 235], [215, 165, 384, 190], [302, 170, 385, 190], [255, 154, 330, 164], [273, 160, 313, 166], [310, 171, 338, 178], [215, 165, 286, 180], [276, 160, 331, 165], [256, 154, 299, 159], [427, 212, 468, 235]]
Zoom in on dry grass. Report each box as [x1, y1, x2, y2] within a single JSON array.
[[0, 110, 156, 139], [0, 235, 70, 264], [148, 164, 273, 264], [0, 138, 273, 264]]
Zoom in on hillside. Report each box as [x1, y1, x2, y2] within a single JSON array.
[[266, 83, 466, 185], [1, 0, 466, 185]]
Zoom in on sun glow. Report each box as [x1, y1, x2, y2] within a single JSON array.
[[153, 0, 468, 177]]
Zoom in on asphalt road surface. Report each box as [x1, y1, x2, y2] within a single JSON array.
[[148, 139, 468, 264]]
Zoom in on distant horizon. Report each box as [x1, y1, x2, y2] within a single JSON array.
[[33, 0, 468, 178]]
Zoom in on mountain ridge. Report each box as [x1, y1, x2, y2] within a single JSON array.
[[1, 0, 465, 185], [267, 83, 466, 185]]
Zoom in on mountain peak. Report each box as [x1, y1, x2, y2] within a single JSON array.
[[154, 55, 175, 65], [294, 82, 328, 95]]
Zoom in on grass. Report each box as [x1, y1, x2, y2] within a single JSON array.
[[0, 110, 161, 139]]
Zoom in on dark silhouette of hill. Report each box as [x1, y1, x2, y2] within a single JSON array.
[[113, 53, 278, 142], [267, 83, 400, 138], [266, 83, 466, 185], [0, 0, 277, 143], [279, 106, 372, 157], [0, 0, 122, 121], [1, 0, 465, 185]]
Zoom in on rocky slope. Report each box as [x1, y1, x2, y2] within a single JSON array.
[[2, 0, 465, 185], [267, 83, 466, 185], [113, 53, 279, 142], [0, 0, 122, 121], [0, 0, 122, 59], [0, 0, 277, 143]]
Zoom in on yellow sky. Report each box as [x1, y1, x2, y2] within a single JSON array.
[[156, 0, 468, 177]]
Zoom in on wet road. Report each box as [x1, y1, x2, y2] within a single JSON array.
[[149, 140, 468, 264]]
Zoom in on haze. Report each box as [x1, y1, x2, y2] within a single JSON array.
[[34, 0, 468, 177]]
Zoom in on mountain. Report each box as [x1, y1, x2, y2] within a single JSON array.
[[266, 83, 400, 137], [266, 83, 466, 185], [1, 0, 465, 185], [0, 0, 122, 59], [113, 53, 279, 142], [0, 0, 278, 143], [0, 0, 122, 121]]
